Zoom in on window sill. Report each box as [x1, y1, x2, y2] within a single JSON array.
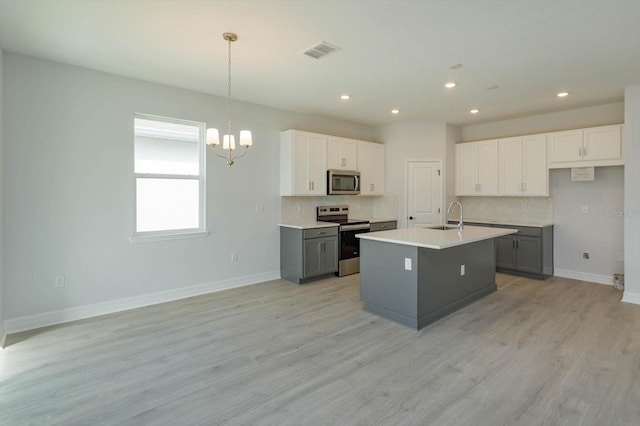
[[129, 230, 210, 244]]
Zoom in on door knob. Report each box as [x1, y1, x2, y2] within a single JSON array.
[[409, 216, 415, 220]]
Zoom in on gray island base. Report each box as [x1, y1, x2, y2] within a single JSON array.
[[359, 228, 512, 330]]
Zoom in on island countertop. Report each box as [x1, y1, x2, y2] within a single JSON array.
[[357, 225, 517, 249]]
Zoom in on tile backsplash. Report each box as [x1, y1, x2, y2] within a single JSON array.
[[281, 195, 400, 222], [282, 195, 552, 224], [456, 196, 554, 223]]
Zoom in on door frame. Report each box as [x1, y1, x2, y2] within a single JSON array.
[[404, 159, 444, 228]]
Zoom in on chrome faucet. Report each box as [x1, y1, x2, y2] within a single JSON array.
[[447, 201, 464, 230]]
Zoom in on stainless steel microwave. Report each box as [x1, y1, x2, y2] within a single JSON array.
[[327, 170, 360, 195]]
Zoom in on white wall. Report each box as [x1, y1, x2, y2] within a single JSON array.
[[460, 103, 625, 283], [623, 86, 640, 303], [462, 102, 624, 142], [374, 122, 448, 228], [550, 167, 624, 282], [445, 123, 461, 208], [3, 53, 375, 330]]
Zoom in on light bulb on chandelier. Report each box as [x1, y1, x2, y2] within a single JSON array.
[[206, 32, 252, 166]]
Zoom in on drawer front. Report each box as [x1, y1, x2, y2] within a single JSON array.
[[303, 227, 338, 239], [492, 224, 541, 237], [370, 221, 397, 232]]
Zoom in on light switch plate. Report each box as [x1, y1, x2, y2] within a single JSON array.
[[404, 258, 412, 270]]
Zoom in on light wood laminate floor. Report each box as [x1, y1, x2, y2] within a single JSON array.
[[2, 273, 640, 425]]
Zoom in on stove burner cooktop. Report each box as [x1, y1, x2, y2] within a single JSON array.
[[316, 205, 369, 227]]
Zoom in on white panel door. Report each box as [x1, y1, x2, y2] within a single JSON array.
[[499, 137, 524, 196], [522, 134, 548, 196], [407, 161, 442, 228]]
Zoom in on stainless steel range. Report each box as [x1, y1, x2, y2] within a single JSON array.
[[317, 205, 370, 276]]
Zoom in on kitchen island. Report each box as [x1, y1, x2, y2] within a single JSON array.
[[357, 226, 517, 330]]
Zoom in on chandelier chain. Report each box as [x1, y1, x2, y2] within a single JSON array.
[[227, 36, 232, 141]]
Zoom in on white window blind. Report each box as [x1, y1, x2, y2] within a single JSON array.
[[133, 114, 206, 238]]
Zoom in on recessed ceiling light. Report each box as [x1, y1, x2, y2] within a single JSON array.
[[487, 85, 499, 90], [470, 109, 479, 114], [449, 63, 463, 70], [340, 94, 351, 100], [445, 82, 456, 88], [391, 109, 400, 114], [557, 91, 569, 98]]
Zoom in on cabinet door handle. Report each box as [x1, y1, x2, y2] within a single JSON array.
[[583, 146, 587, 158], [321, 241, 325, 252]]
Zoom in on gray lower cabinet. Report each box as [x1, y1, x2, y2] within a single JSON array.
[[370, 221, 397, 232], [280, 226, 338, 284], [450, 221, 553, 279], [493, 225, 553, 279]]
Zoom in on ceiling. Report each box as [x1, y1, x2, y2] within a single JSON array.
[[1, 0, 639, 127]]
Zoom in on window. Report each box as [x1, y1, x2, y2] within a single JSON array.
[[133, 114, 206, 239]]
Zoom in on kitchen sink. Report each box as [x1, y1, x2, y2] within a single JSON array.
[[423, 225, 459, 230]]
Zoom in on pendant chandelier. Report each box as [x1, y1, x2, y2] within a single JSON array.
[[206, 32, 252, 166]]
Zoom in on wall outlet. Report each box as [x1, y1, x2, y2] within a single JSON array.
[[460, 264, 465, 276], [404, 258, 412, 271], [582, 251, 590, 260], [581, 205, 589, 214], [231, 252, 238, 262], [54, 275, 65, 288]]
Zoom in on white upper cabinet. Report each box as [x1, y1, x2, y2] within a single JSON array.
[[583, 125, 623, 161], [548, 124, 623, 168], [357, 141, 384, 196], [499, 135, 548, 196], [280, 130, 327, 196], [455, 140, 498, 196], [327, 136, 358, 170]]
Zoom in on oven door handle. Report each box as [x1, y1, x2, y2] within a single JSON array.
[[341, 224, 370, 232]]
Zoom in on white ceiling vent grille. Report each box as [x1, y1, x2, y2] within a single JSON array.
[[303, 41, 340, 59]]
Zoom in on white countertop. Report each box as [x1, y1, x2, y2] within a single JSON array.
[[357, 225, 517, 249], [279, 221, 339, 230], [451, 218, 554, 227], [353, 217, 397, 223]]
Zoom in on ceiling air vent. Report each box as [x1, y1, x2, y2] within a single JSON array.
[[303, 41, 340, 59]]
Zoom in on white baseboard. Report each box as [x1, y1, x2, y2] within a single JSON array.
[[0, 320, 6, 349], [621, 291, 640, 306], [554, 268, 613, 285], [4, 270, 281, 334]]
